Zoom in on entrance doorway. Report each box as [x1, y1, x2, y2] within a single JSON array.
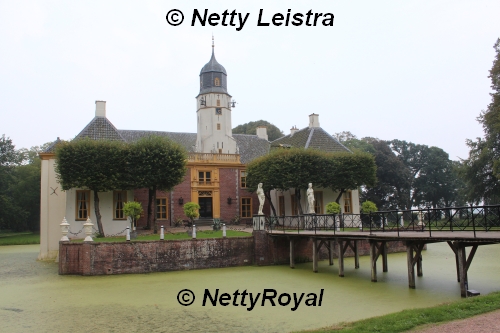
[[198, 197, 213, 218]]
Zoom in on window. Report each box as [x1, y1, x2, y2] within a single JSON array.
[[217, 123, 221, 130], [241, 197, 252, 218], [343, 191, 352, 213], [240, 170, 247, 188], [214, 77, 220, 86], [216, 99, 220, 106], [76, 190, 90, 220], [156, 197, 168, 220], [291, 194, 298, 215], [314, 191, 323, 214], [199, 171, 211, 185], [113, 191, 127, 219], [278, 196, 285, 216]]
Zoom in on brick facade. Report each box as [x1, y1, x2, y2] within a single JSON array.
[[133, 166, 269, 229]]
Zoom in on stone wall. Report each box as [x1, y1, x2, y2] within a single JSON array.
[[59, 236, 253, 275]]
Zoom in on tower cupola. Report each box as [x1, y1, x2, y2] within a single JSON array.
[[198, 39, 229, 96]]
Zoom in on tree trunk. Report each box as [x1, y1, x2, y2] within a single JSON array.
[[295, 188, 303, 215], [264, 190, 277, 216], [93, 189, 104, 236], [335, 188, 345, 204], [147, 188, 153, 230], [152, 185, 158, 234]]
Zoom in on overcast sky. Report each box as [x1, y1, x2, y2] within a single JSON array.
[[1, 1, 500, 160]]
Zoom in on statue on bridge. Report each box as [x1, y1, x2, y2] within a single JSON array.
[[257, 183, 265, 215], [307, 183, 315, 214]]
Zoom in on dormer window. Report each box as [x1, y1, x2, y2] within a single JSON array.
[[214, 77, 220, 86]]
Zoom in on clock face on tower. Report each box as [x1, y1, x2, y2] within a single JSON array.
[[215, 108, 222, 115]]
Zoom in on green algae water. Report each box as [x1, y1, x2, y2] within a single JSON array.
[[1, 243, 500, 333]]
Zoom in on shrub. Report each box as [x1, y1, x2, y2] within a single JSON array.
[[326, 202, 341, 214], [123, 201, 143, 229], [183, 202, 200, 223], [361, 201, 378, 213]]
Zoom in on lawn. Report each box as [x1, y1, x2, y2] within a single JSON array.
[[302, 291, 500, 333], [71, 229, 251, 242], [0, 232, 40, 245]]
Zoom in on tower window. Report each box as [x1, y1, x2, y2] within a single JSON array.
[[217, 99, 220, 106], [217, 123, 221, 130], [214, 77, 220, 86]]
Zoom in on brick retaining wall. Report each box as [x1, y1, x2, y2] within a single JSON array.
[[59, 236, 253, 275]]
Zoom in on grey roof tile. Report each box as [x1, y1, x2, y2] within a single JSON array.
[[233, 134, 270, 163], [74, 117, 126, 142], [270, 127, 350, 153]]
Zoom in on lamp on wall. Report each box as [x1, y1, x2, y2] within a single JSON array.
[[178, 197, 184, 205], [227, 197, 233, 205]]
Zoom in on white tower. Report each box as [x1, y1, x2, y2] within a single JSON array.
[[195, 39, 237, 154]]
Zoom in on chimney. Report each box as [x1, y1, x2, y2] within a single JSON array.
[[290, 126, 299, 136], [309, 113, 320, 128], [95, 100, 106, 117], [256, 126, 268, 141]]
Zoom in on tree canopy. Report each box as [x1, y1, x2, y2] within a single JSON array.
[[246, 148, 376, 214], [127, 136, 187, 232], [55, 135, 187, 234], [0, 136, 50, 231], [56, 138, 127, 235], [460, 38, 500, 204], [232, 120, 284, 141]]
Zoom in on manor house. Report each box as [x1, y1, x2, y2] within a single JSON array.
[[38, 45, 359, 260]]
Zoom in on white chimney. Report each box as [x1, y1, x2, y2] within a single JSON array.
[[256, 126, 268, 141], [309, 113, 320, 128], [95, 100, 106, 117], [290, 126, 299, 136]]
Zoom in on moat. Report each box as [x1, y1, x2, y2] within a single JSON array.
[[1, 243, 500, 332]]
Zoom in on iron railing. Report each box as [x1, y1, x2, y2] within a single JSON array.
[[265, 204, 500, 238]]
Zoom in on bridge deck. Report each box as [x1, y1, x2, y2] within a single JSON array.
[[267, 230, 500, 243]]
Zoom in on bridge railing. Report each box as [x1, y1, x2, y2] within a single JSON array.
[[265, 204, 500, 237]]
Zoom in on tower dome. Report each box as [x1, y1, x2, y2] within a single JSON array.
[[198, 42, 229, 96]]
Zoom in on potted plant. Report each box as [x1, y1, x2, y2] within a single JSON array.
[[123, 201, 143, 239], [183, 202, 200, 226]]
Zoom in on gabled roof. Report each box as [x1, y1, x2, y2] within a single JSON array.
[[270, 127, 350, 153], [74, 117, 125, 142], [233, 134, 270, 163]]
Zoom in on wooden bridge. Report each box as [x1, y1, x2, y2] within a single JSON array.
[[260, 205, 500, 297]]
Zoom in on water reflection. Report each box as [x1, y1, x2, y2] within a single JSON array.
[[0, 243, 499, 332]]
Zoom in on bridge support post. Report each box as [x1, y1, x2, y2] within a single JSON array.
[[417, 253, 423, 277], [407, 242, 416, 289], [382, 241, 388, 273], [329, 240, 334, 266], [354, 240, 359, 269], [370, 240, 377, 282], [312, 239, 318, 273], [338, 240, 344, 277], [457, 243, 467, 298], [290, 239, 295, 269]]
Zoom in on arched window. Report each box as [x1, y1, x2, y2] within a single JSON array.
[[214, 77, 220, 86]]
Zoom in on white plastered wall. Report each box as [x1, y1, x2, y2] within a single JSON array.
[[65, 189, 134, 238], [270, 188, 361, 216], [39, 157, 67, 260]]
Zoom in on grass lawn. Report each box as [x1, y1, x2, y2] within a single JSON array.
[[302, 291, 500, 333], [71, 229, 251, 242], [0, 232, 40, 245]]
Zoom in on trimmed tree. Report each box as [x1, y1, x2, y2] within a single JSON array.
[[247, 148, 377, 215], [55, 138, 126, 236], [127, 136, 187, 233]]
